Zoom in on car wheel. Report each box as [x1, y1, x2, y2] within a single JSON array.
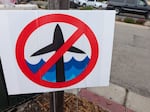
[[82, 3, 86, 7], [98, 5, 102, 9], [115, 7, 121, 15]]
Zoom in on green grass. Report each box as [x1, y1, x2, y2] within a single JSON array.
[[80, 6, 93, 10], [124, 17, 135, 24]]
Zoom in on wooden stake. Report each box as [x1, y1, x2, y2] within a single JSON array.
[[47, 1, 69, 112]]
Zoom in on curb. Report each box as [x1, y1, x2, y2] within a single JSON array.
[[81, 83, 150, 112], [116, 16, 150, 27], [79, 88, 134, 112]]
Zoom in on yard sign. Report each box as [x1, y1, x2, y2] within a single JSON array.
[[0, 10, 115, 95]]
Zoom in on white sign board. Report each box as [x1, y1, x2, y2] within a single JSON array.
[[0, 10, 115, 95]]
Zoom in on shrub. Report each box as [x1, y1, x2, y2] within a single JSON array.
[[135, 19, 146, 25], [124, 17, 135, 24], [80, 6, 93, 10]]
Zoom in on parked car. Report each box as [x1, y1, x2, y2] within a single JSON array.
[[70, 0, 80, 8], [107, 0, 150, 19], [76, 0, 107, 9]]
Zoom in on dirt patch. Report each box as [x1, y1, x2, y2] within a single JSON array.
[[17, 92, 108, 112]]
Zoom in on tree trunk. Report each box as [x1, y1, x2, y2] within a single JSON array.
[[60, 0, 69, 9], [48, 0, 60, 9], [48, 0, 69, 9]]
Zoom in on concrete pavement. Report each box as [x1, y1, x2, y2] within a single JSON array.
[[86, 83, 150, 112], [111, 22, 150, 97]]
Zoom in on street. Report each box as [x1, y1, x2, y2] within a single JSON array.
[[111, 22, 150, 97]]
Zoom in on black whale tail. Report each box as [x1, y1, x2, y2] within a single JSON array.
[[31, 24, 85, 57]]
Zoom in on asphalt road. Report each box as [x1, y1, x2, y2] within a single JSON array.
[[111, 22, 150, 97]]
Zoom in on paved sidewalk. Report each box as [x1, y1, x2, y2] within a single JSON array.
[[83, 83, 150, 112], [79, 88, 133, 112]]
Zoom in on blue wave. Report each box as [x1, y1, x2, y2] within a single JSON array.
[[65, 56, 90, 70], [26, 56, 90, 82]]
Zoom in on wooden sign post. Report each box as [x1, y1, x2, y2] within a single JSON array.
[[47, 0, 69, 112]]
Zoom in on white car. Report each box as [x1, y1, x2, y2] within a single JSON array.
[[101, 1, 108, 8], [76, 0, 107, 9], [76, 0, 87, 7]]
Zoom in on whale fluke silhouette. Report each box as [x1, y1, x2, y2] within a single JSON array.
[[31, 24, 85, 56]]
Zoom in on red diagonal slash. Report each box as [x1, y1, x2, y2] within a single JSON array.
[[36, 27, 84, 78]]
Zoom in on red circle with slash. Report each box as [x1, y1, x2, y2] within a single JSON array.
[[16, 14, 99, 88]]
